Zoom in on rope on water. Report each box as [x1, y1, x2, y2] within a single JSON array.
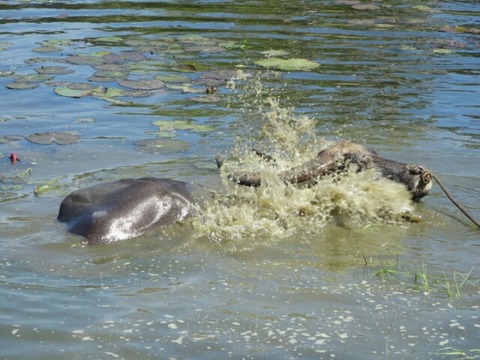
[[433, 174, 480, 229]]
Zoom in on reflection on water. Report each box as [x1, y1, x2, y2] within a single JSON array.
[[1, 1, 479, 359]]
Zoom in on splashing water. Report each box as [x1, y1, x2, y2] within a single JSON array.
[[193, 93, 415, 250]]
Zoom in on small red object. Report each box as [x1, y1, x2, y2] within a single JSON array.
[[9, 152, 20, 165]]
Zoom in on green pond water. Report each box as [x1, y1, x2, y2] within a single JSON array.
[[0, 1, 479, 359]]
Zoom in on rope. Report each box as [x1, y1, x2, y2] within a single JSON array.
[[433, 174, 480, 229]]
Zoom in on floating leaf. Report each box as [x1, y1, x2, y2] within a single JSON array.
[[119, 51, 147, 62], [194, 69, 236, 86], [260, 49, 289, 57], [102, 53, 126, 63], [54, 87, 90, 98], [93, 63, 126, 71], [6, 82, 38, 90], [0, 41, 12, 51], [35, 66, 74, 75], [154, 73, 190, 83], [254, 58, 320, 71], [67, 83, 99, 91], [191, 95, 220, 103], [0, 70, 14, 77], [32, 45, 62, 53], [76, 117, 95, 123], [66, 55, 105, 66], [219, 41, 245, 50], [352, 4, 379, 10], [26, 132, 80, 145], [90, 87, 132, 103], [91, 94, 132, 105], [25, 56, 68, 65], [411, 5, 438, 13], [134, 138, 189, 154], [178, 34, 216, 45], [93, 70, 128, 79], [90, 36, 124, 45], [2, 185, 23, 191], [121, 89, 152, 98], [166, 83, 204, 93], [118, 78, 165, 90], [433, 49, 454, 54], [186, 45, 226, 54], [152, 119, 216, 134], [43, 39, 72, 47], [0, 135, 22, 143], [102, 51, 146, 64], [175, 64, 197, 72], [14, 74, 54, 83], [99, 87, 125, 97], [33, 177, 64, 197]]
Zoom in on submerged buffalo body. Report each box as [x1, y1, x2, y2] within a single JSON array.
[[58, 142, 433, 244], [57, 177, 194, 244]]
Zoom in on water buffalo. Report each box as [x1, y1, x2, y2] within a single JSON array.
[[216, 141, 433, 202], [57, 177, 194, 244], [58, 141, 433, 244]]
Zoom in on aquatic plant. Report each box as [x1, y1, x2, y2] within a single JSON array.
[[435, 347, 480, 359], [443, 268, 474, 299]]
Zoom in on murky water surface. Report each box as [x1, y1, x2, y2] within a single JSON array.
[[1, 1, 479, 359]]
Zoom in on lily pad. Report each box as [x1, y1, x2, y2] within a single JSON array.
[[166, 83, 204, 93], [118, 78, 165, 90], [178, 34, 216, 46], [54, 87, 91, 98], [90, 87, 131, 103], [352, 4, 379, 10], [35, 66, 75, 75], [260, 49, 289, 57], [0, 70, 14, 77], [25, 57, 68, 65], [76, 117, 96, 123], [33, 177, 64, 197], [153, 119, 216, 135], [67, 83, 99, 91], [14, 74, 54, 83], [93, 63, 126, 71], [0, 41, 12, 51], [194, 69, 236, 86], [6, 82, 38, 90], [186, 45, 226, 54], [433, 49, 454, 54], [32, 45, 62, 53], [90, 36, 124, 45], [121, 89, 152, 98], [66, 55, 105, 66], [102, 51, 146, 63], [254, 58, 320, 71], [0, 135, 22, 143], [191, 95, 220, 103], [134, 138, 189, 154], [118, 51, 147, 62], [154, 74, 190, 83], [26, 132, 81, 145]]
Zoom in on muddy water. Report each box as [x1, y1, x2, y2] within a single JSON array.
[[1, 1, 479, 359]]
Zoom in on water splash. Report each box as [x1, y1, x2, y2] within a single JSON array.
[[193, 90, 415, 249]]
